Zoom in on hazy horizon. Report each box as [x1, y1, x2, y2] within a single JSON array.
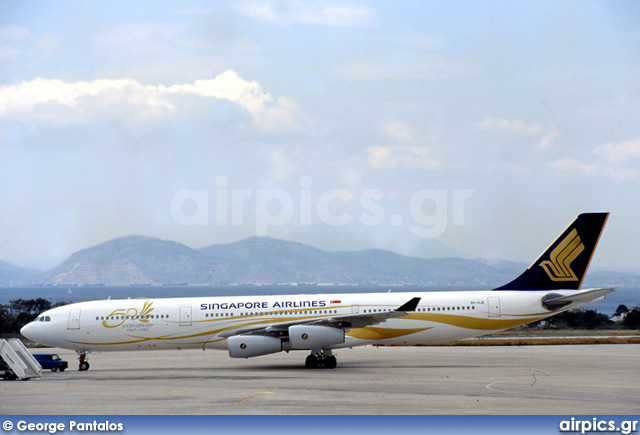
[[4, 233, 637, 276]]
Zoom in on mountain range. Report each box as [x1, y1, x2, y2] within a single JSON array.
[[0, 236, 637, 288]]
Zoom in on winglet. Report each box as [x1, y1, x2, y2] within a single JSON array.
[[494, 213, 609, 291], [395, 297, 421, 312]]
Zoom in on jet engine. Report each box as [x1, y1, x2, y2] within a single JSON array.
[[541, 293, 573, 310], [289, 325, 345, 350], [227, 335, 282, 358]]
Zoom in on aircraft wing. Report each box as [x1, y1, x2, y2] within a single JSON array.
[[220, 297, 421, 338]]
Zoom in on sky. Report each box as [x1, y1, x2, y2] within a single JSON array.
[[1, 0, 639, 271]]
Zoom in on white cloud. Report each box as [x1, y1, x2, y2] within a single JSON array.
[[0, 25, 36, 62], [536, 130, 560, 150], [550, 137, 640, 182], [550, 158, 598, 178], [594, 136, 640, 164], [551, 157, 637, 182], [0, 25, 34, 41], [475, 117, 561, 152], [382, 121, 412, 142], [475, 117, 543, 135], [165, 70, 300, 131], [367, 146, 441, 170], [238, 0, 376, 28], [0, 70, 300, 131]]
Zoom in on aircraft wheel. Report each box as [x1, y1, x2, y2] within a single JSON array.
[[305, 354, 319, 369], [324, 356, 337, 369], [79, 361, 90, 371]]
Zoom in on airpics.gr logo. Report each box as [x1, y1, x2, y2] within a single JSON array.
[[102, 300, 155, 328], [540, 228, 585, 281]]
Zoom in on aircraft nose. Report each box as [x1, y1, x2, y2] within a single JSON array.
[[20, 321, 40, 342]]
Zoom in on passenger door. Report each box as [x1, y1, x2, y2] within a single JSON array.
[[487, 297, 501, 317], [68, 309, 81, 330], [179, 306, 192, 326]]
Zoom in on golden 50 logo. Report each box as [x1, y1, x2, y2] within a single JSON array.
[[102, 301, 154, 328]]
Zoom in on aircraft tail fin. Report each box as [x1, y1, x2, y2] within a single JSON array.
[[494, 213, 609, 291]]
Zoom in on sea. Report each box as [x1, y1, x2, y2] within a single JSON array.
[[0, 285, 636, 315]]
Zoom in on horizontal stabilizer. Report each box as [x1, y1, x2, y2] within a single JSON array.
[[541, 288, 614, 310]]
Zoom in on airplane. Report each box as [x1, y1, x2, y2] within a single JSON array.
[[21, 212, 612, 370]]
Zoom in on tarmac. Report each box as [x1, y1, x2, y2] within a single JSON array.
[[2, 344, 639, 415]]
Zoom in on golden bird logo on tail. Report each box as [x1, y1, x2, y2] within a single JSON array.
[[540, 229, 584, 281]]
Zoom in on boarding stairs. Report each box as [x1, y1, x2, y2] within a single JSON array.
[[0, 338, 42, 380]]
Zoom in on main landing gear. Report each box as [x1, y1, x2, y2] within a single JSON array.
[[76, 350, 90, 371], [305, 349, 337, 369]]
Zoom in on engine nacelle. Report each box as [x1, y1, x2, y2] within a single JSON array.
[[541, 293, 572, 310], [227, 335, 282, 358], [288, 325, 345, 350]]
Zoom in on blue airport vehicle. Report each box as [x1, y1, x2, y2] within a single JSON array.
[[33, 353, 68, 372]]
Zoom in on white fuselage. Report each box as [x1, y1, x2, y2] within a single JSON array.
[[21, 289, 591, 353]]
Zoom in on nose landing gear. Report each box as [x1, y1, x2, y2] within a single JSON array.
[[76, 350, 90, 371]]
